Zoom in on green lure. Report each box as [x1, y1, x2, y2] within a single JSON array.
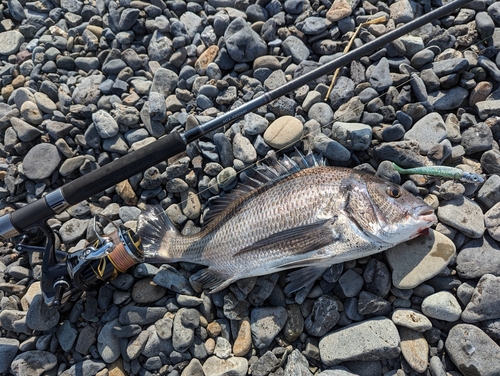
[[392, 163, 484, 184]]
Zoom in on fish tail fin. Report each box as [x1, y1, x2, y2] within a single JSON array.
[[136, 205, 181, 262]]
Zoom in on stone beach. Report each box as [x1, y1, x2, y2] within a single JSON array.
[[1, 0, 500, 375]]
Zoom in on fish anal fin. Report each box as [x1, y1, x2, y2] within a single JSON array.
[[284, 265, 331, 295], [190, 268, 233, 293], [234, 217, 338, 257]]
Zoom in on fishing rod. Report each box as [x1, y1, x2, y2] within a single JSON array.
[[0, 0, 472, 306]]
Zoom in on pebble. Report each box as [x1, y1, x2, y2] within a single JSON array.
[[330, 122, 372, 151], [319, 317, 400, 365], [263, 115, 303, 149], [456, 235, 500, 279], [437, 197, 485, 238], [392, 309, 432, 332], [304, 295, 340, 337], [251, 306, 288, 349], [403, 112, 447, 155], [385, 229, 455, 289], [10, 350, 57, 376], [22, 144, 61, 180], [421, 291, 462, 322], [462, 274, 500, 323], [202, 356, 248, 376], [0, 338, 20, 374], [446, 324, 500, 376], [399, 327, 429, 373]]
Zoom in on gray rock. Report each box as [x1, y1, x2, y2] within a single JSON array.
[[119, 306, 168, 325], [225, 17, 267, 63], [476, 99, 500, 120], [426, 85, 467, 110], [72, 75, 105, 105], [22, 143, 61, 180], [60, 360, 106, 376], [308, 103, 334, 127], [233, 133, 257, 163], [251, 306, 288, 349], [203, 356, 248, 376], [0, 338, 20, 374], [369, 58, 392, 92], [150, 67, 178, 96], [404, 112, 446, 155], [172, 308, 197, 352], [461, 122, 493, 154], [446, 324, 500, 376], [153, 264, 194, 295], [338, 269, 364, 298], [391, 309, 432, 332], [284, 349, 313, 375], [357, 291, 391, 315], [0, 31, 24, 55], [26, 295, 60, 331], [148, 31, 173, 62], [319, 317, 400, 365], [59, 218, 90, 244], [421, 291, 462, 322], [56, 320, 79, 353], [457, 236, 500, 279], [313, 134, 351, 164], [11, 350, 57, 376], [437, 196, 485, 238], [477, 175, 500, 209], [304, 295, 340, 336], [462, 274, 500, 322], [92, 109, 119, 138], [331, 122, 372, 151], [282, 35, 310, 64]]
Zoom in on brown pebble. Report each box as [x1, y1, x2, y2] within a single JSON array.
[[11, 75, 25, 88], [195, 45, 219, 75], [469, 81, 493, 107], [116, 179, 138, 206], [326, 0, 352, 22], [233, 317, 252, 357], [108, 358, 126, 376], [399, 326, 429, 373], [205, 337, 216, 355], [206, 321, 222, 337]]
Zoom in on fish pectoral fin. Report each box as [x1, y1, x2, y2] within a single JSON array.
[[233, 218, 338, 257], [190, 268, 233, 293], [284, 265, 331, 295]]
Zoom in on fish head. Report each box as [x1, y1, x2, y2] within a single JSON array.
[[343, 174, 437, 246]]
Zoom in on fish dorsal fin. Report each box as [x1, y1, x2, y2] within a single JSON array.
[[202, 151, 325, 227]]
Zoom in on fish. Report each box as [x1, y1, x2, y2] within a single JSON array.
[[137, 154, 437, 294], [392, 163, 485, 184]]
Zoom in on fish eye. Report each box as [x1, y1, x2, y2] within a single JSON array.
[[386, 186, 402, 198]]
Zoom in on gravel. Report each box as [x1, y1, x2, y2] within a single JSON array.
[[1, 0, 500, 375]]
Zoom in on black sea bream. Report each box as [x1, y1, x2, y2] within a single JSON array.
[[137, 156, 436, 293]]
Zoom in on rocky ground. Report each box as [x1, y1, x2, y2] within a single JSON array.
[[1, 0, 500, 375]]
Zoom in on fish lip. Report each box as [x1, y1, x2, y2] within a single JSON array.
[[415, 206, 437, 225]]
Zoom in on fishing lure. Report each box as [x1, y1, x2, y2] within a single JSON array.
[[392, 163, 484, 184]]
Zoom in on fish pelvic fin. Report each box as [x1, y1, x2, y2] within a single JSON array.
[[190, 268, 233, 293], [284, 265, 331, 295], [136, 205, 180, 262]]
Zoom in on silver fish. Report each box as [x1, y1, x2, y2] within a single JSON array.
[[137, 156, 437, 293]]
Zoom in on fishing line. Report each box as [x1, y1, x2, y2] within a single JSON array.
[[140, 28, 493, 224]]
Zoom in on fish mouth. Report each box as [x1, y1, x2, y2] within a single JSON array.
[[415, 206, 437, 236]]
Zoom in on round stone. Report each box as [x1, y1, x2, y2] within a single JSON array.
[[22, 144, 61, 180], [263, 116, 303, 149], [421, 291, 462, 322]]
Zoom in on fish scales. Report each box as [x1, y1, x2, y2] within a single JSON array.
[[137, 163, 436, 293]]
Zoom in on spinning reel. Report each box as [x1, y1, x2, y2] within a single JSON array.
[[15, 216, 144, 307]]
